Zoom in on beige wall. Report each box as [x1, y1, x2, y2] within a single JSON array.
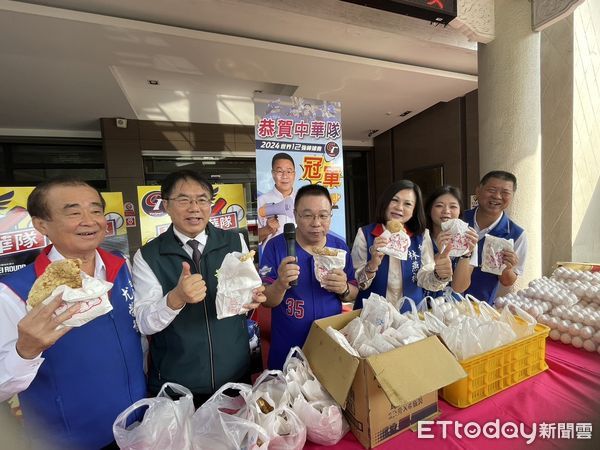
[[541, 16, 574, 275], [572, 0, 600, 264], [540, 0, 600, 273]]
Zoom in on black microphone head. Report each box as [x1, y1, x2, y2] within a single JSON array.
[[283, 223, 296, 240]]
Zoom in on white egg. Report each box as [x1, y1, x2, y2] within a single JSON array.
[[549, 329, 561, 341], [569, 323, 582, 336], [583, 340, 596, 352], [561, 333, 572, 345], [579, 326, 594, 340], [558, 320, 571, 333], [571, 336, 584, 348], [593, 331, 600, 344], [547, 317, 559, 329]]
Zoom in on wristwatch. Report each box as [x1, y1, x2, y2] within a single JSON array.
[[338, 283, 351, 300]]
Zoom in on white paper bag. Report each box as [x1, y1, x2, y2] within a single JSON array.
[[377, 229, 410, 260], [481, 235, 514, 275], [313, 248, 346, 288], [441, 218, 471, 257], [30, 271, 113, 328], [216, 252, 263, 320]]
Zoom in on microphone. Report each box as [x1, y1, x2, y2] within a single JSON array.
[[283, 223, 297, 286]]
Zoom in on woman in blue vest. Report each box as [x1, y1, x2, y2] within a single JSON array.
[[423, 185, 479, 298], [351, 180, 452, 312]]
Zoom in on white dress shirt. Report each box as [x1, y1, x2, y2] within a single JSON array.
[[472, 210, 528, 275], [351, 227, 448, 305], [257, 187, 296, 248], [132, 228, 248, 336], [0, 248, 106, 402]]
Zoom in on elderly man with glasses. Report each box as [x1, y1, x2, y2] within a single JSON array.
[[132, 170, 266, 407], [260, 184, 358, 370], [257, 152, 297, 249]]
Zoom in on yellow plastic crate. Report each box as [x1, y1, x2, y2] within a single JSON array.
[[441, 323, 550, 408]]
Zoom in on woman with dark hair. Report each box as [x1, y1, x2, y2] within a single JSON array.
[[424, 185, 479, 296], [351, 180, 453, 311]]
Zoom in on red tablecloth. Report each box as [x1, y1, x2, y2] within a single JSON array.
[[305, 341, 600, 450]]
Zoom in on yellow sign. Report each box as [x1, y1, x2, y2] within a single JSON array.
[[137, 184, 248, 245], [100, 192, 129, 255]]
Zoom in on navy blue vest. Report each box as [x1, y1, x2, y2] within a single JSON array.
[[1, 247, 146, 449], [463, 208, 525, 304], [354, 223, 425, 313]]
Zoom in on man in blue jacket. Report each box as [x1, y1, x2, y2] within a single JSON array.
[[463, 171, 528, 304], [0, 178, 146, 449]]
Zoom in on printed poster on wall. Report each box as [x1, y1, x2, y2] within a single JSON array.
[[0, 188, 130, 276], [137, 184, 248, 245], [253, 94, 345, 256], [100, 192, 130, 256], [0, 187, 48, 276]]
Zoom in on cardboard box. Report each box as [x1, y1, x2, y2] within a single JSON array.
[[303, 310, 466, 449]]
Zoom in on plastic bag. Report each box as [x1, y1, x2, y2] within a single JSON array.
[[192, 382, 269, 450], [291, 396, 349, 446], [282, 347, 330, 402], [481, 235, 514, 275], [215, 252, 262, 319], [113, 383, 194, 450], [500, 304, 536, 339], [260, 406, 307, 450], [251, 370, 290, 414]]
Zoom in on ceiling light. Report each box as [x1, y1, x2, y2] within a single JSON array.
[[147, 80, 160, 86], [399, 110, 412, 117]]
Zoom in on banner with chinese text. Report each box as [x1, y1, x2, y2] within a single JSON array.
[[0, 188, 130, 276], [137, 184, 248, 245], [0, 187, 48, 276], [253, 94, 346, 255]]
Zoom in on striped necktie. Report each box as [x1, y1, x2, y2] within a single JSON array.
[[187, 239, 201, 271]]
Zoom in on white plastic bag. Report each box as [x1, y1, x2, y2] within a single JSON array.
[[113, 383, 194, 450], [215, 252, 262, 319], [250, 370, 291, 421], [260, 406, 307, 450], [291, 396, 349, 446], [192, 382, 269, 450]]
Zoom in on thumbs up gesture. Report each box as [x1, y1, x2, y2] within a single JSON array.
[[434, 243, 453, 282], [167, 261, 207, 310]]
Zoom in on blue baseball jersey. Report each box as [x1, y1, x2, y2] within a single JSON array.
[[260, 233, 357, 370]]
